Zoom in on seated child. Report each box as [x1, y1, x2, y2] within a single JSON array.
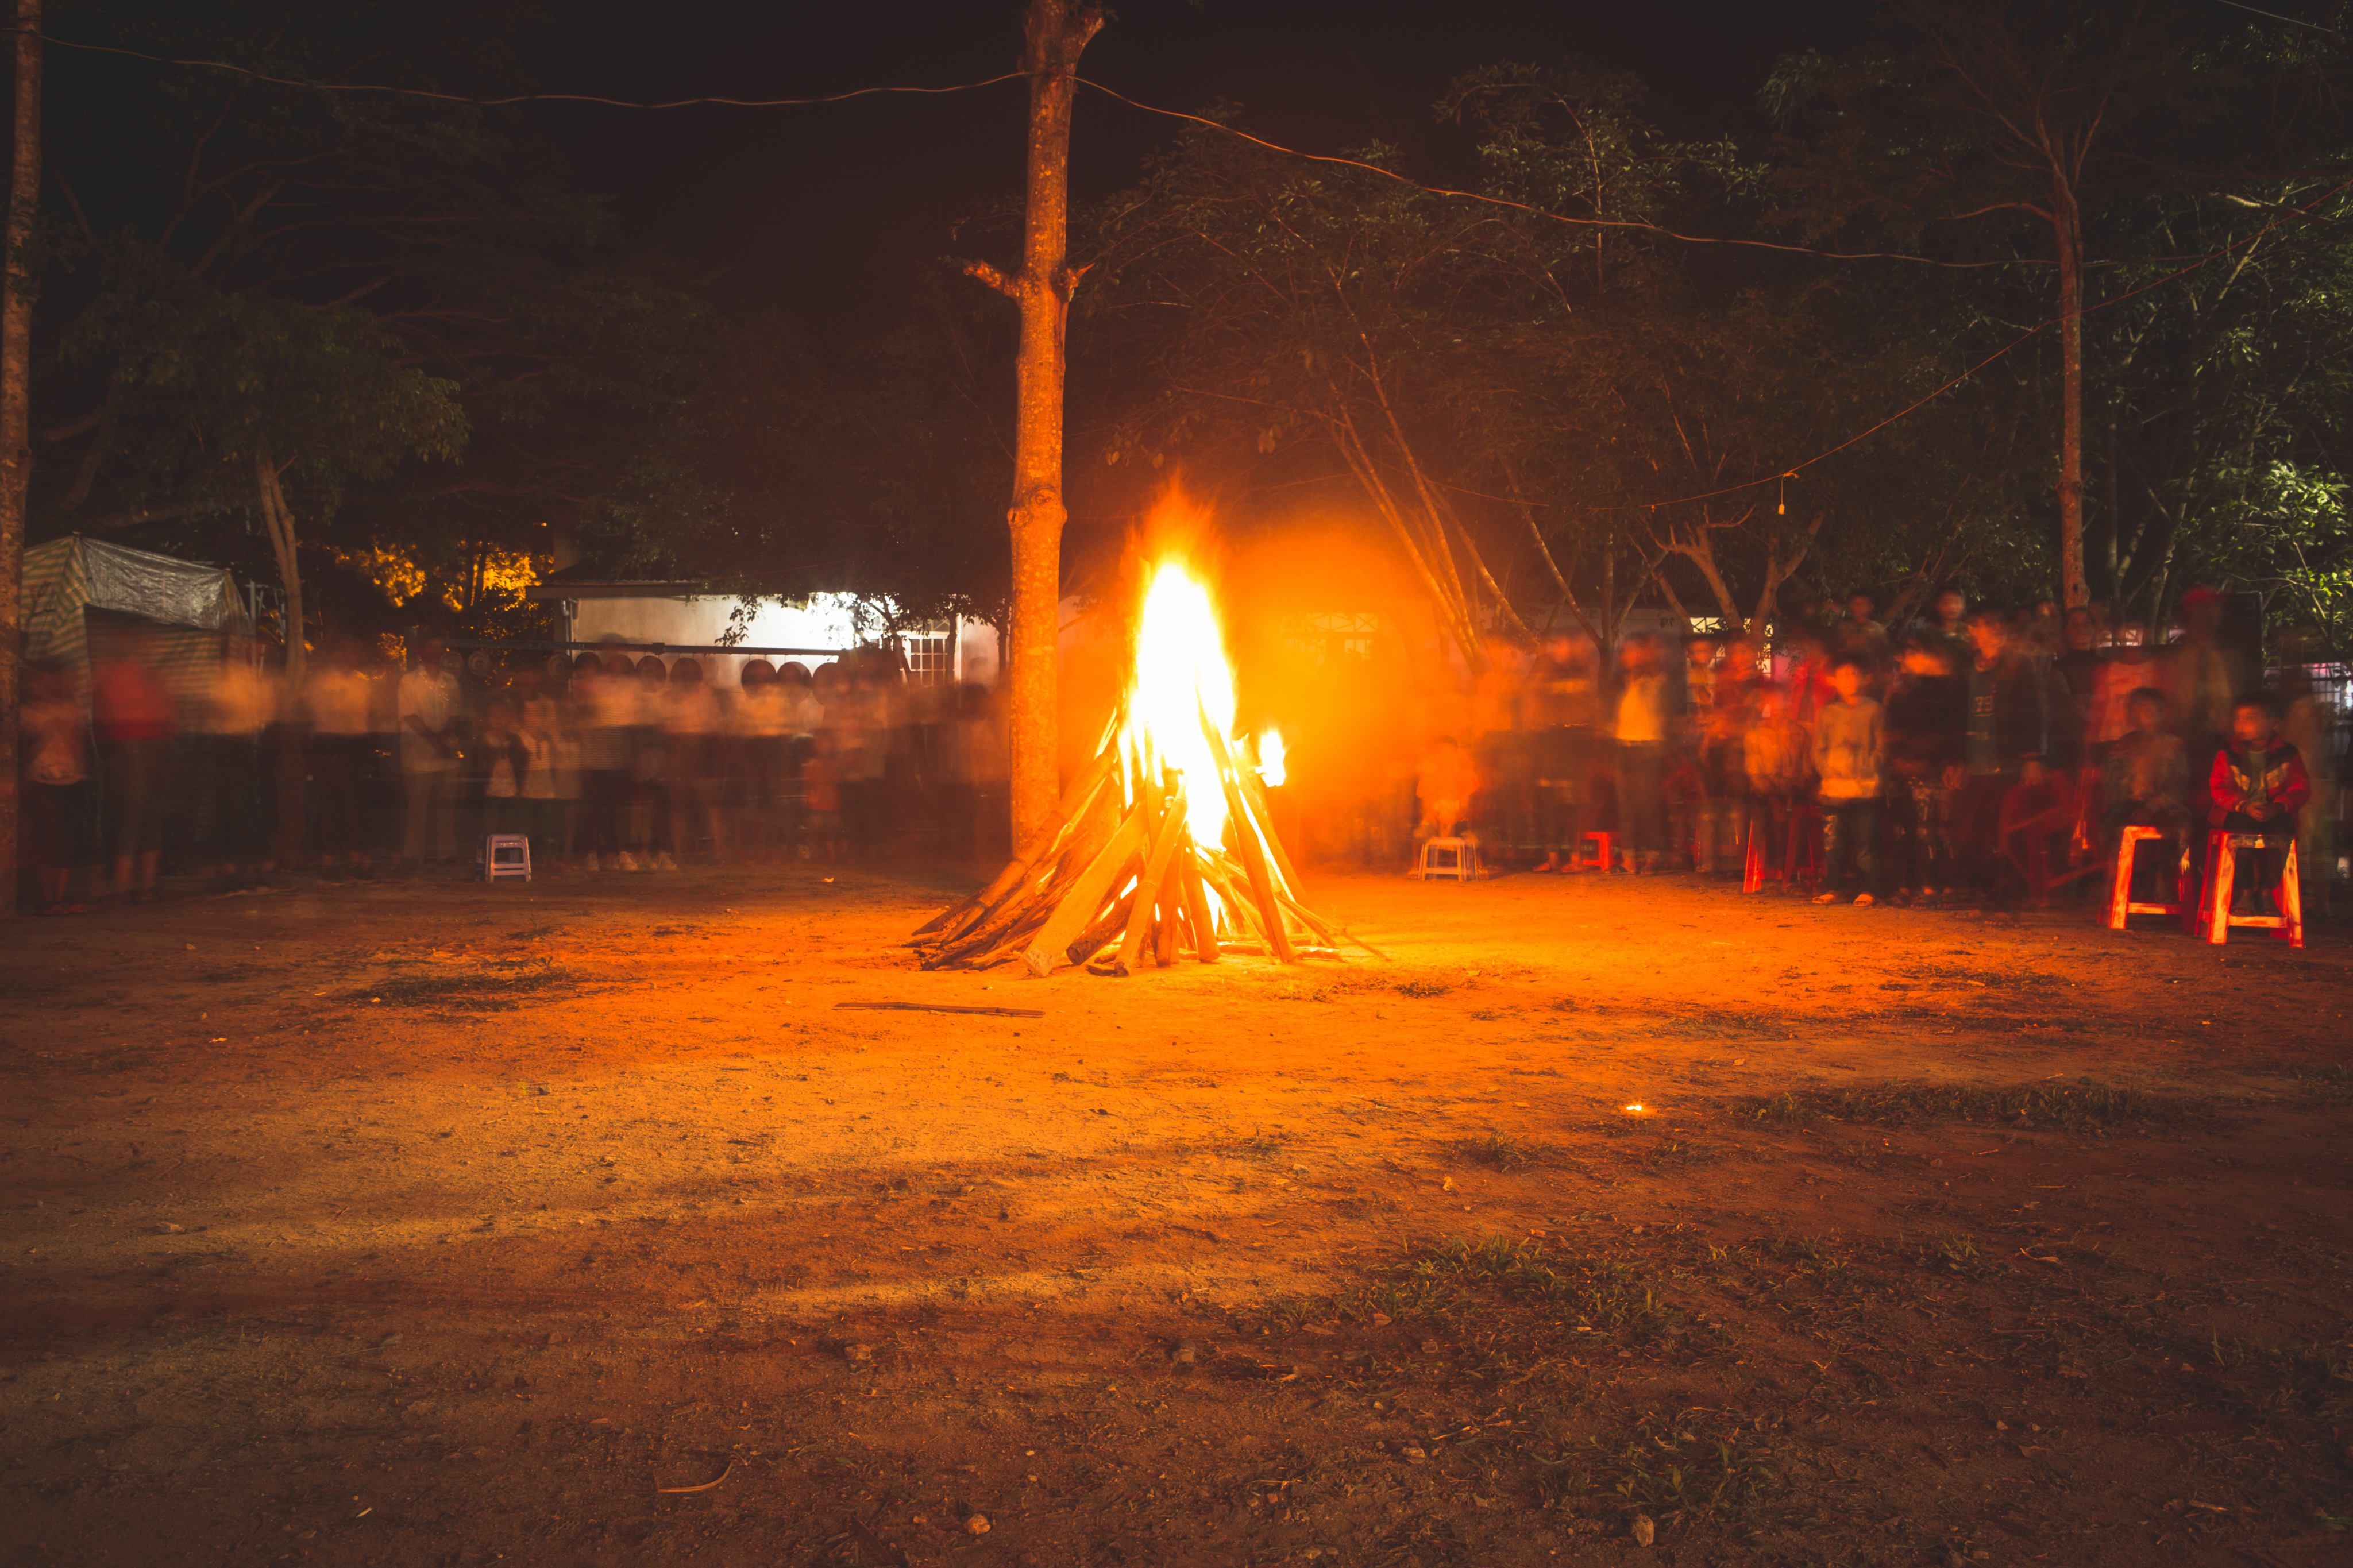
[[2207, 694, 2311, 910], [2099, 686, 2189, 896], [480, 697, 530, 839], [1415, 735, 1480, 844]]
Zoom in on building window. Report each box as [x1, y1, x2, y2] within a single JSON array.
[[904, 632, 952, 685], [1282, 612, 1380, 665]]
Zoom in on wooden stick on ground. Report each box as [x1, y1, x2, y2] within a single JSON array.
[[836, 1001, 1047, 1019]]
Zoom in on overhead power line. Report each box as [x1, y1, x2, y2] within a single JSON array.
[[2210, 0, 2343, 35], [1075, 76, 2040, 272], [1613, 172, 2353, 512], [20, 28, 1024, 109], [21, 25, 2044, 272], [22, 22, 2351, 516]]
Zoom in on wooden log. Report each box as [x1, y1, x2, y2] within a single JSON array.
[[1178, 849, 1220, 963], [1279, 890, 1392, 961], [1225, 781, 1296, 961], [1239, 766, 1302, 895], [920, 848, 1086, 967], [918, 743, 1120, 942], [1022, 805, 1151, 978], [1070, 887, 1135, 970], [1115, 789, 1188, 974], [1154, 877, 1181, 967], [1198, 717, 1294, 960]]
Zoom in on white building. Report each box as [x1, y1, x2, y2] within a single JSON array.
[[527, 571, 1000, 686]]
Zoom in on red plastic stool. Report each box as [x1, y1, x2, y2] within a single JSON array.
[[1742, 816, 1780, 894], [1574, 829, 1613, 873], [2105, 825, 2186, 933], [2198, 831, 2303, 948], [1784, 801, 1824, 892]]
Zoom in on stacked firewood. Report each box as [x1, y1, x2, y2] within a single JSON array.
[[911, 713, 1368, 976]]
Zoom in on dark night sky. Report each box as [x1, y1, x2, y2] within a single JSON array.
[[526, 0, 1873, 344]]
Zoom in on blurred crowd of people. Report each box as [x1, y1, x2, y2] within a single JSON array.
[[1415, 586, 2343, 913], [20, 635, 1009, 912]]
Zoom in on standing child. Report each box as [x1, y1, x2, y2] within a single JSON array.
[[801, 730, 846, 863], [22, 665, 94, 913], [1811, 657, 1885, 906], [1884, 639, 1965, 904], [1742, 682, 1807, 883]]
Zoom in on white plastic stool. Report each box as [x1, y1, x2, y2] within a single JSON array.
[[480, 833, 533, 883], [1417, 835, 1479, 882]]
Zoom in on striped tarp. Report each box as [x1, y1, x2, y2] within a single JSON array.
[[22, 535, 253, 712]]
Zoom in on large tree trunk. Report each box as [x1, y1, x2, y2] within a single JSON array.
[[0, 0, 38, 916], [255, 450, 307, 864], [968, 0, 1102, 849], [2052, 172, 2089, 611]]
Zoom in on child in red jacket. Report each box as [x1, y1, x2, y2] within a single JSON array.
[[2207, 695, 2312, 910]]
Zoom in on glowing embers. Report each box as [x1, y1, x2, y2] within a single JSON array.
[[911, 556, 1360, 976]]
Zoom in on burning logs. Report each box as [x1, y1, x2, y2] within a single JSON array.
[[909, 721, 1334, 974], [913, 553, 1370, 976]]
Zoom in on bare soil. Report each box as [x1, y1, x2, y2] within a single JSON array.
[[2, 864, 2350, 1567]]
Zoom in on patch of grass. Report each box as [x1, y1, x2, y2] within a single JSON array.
[[1451, 1133, 1533, 1170], [2279, 1063, 2353, 1109], [1320, 966, 1467, 999], [1657, 1008, 1796, 1041], [1364, 1235, 1680, 1341], [1901, 961, 2063, 991], [1637, 1134, 1713, 1171], [2203, 1337, 2353, 1425], [357, 961, 580, 1011], [1529, 1409, 1783, 1522], [1738, 1080, 2189, 1133], [1901, 1232, 1991, 1278], [1758, 1233, 1857, 1289]]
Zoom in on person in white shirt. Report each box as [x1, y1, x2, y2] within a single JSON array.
[[396, 639, 461, 867]]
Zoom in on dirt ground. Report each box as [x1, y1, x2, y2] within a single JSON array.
[[2, 862, 2350, 1567]]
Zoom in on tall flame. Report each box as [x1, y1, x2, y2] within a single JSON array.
[[1124, 557, 1237, 847]]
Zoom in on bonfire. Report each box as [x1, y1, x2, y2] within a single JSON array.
[[912, 554, 1368, 975]]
